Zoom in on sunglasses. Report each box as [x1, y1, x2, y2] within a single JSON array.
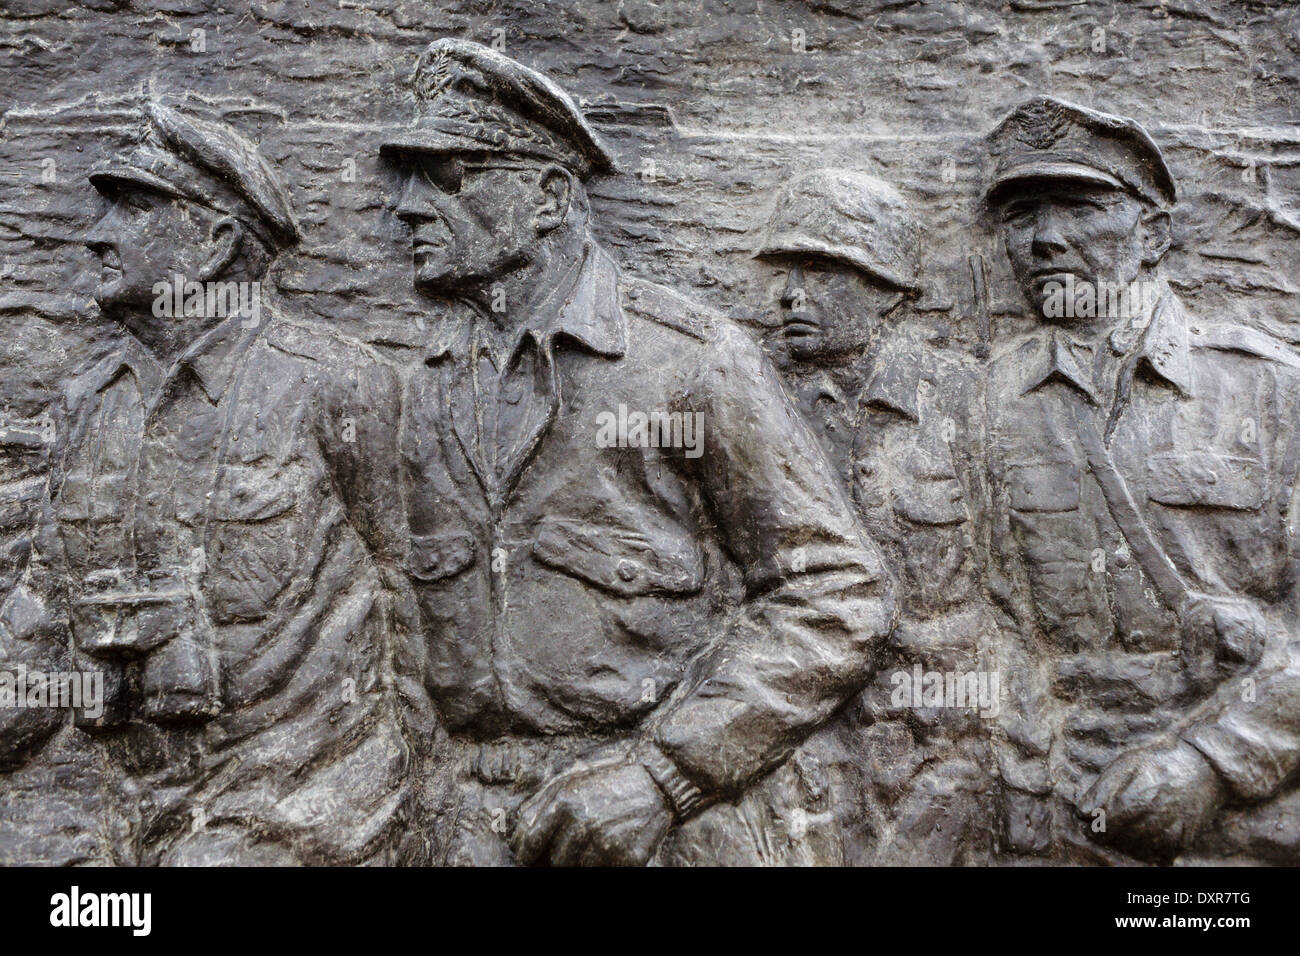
[[414, 154, 540, 195]]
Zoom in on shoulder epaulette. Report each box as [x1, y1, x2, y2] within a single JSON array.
[[620, 278, 719, 343], [1190, 324, 1300, 370]]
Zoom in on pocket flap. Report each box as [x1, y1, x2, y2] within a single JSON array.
[[408, 532, 477, 582], [893, 478, 968, 526], [1147, 453, 1265, 510], [57, 471, 124, 521], [208, 464, 301, 521], [1007, 463, 1080, 512], [532, 517, 702, 597]]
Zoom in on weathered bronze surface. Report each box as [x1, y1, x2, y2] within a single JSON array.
[[1, 0, 1298, 866]]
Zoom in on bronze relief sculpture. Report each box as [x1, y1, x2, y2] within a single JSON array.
[[1, 2, 1297, 869]]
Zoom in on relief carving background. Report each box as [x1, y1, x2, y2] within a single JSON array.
[[2, 0, 1298, 866]]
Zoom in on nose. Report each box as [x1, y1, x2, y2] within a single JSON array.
[[1030, 207, 1069, 259], [396, 168, 441, 226], [85, 204, 119, 253], [780, 265, 805, 309]]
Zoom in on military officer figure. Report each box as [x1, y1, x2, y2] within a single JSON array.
[[381, 39, 897, 866], [752, 170, 997, 865], [0, 415, 103, 865], [2, 100, 420, 865], [984, 96, 1300, 863]]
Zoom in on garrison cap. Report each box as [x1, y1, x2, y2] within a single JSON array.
[[379, 38, 615, 180], [755, 169, 921, 292], [985, 96, 1176, 208], [89, 100, 300, 252]]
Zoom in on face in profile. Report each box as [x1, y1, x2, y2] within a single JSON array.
[[995, 180, 1154, 323], [394, 151, 549, 294], [85, 184, 213, 316], [772, 254, 902, 363]]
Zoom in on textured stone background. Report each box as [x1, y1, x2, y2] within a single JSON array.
[[1, 0, 1298, 415]]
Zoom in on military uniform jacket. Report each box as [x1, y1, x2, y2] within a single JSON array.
[[3, 311, 413, 863], [784, 331, 991, 733], [987, 281, 1300, 862], [400, 239, 897, 799]]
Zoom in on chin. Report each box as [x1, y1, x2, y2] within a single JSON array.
[[1021, 288, 1054, 319], [93, 283, 139, 316], [786, 341, 825, 362], [413, 253, 483, 292], [413, 266, 463, 293]]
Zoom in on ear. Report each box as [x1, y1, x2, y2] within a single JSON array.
[[879, 288, 912, 319], [199, 217, 245, 282], [533, 165, 573, 234], [1138, 208, 1172, 267]]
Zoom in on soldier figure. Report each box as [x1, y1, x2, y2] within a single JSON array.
[[381, 39, 896, 866], [2, 101, 419, 865], [753, 170, 996, 865], [984, 96, 1300, 863]]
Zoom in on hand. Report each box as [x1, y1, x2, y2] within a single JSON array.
[[1077, 739, 1226, 862], [512, 760, 673, 866]]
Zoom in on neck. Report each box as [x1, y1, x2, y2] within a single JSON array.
[[119, 310, 225, 368], [1047, 314, 1114, 346], [460, 225, 589, 343], [116, 264, 260, 366], [787, 343, 873, 396], [1044, 269, 1164, 347]]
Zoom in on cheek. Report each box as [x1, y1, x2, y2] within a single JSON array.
[[463, 187, 529, 243], [1077, 215, 1139, 268], [1003, 225, 1031, 263], [822, 280, 862, 327], [115, 222, 163, 275], [129, 211, 199, 273], [795, 280, 827, 317], [135, 232, 186, 276]]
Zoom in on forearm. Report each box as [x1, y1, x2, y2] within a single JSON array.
[[1181, 638, 1300, 802], [652, 560, 894, 801], [646, 323, 897, 804]]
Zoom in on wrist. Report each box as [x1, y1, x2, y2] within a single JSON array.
[[637, 741, 706, 821], [1178, 738, 1228, 800]]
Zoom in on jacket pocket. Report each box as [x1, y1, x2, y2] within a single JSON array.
[[56, 471, 124, 522], [407, 531, 477, 582], [893, 477, 968, 526], [203, 464, 306, 621], [203, 463, 301, 522], [1007, 462, 1080, 513], [1146, 453, 1265, 511], [532, 516, 703, 598]]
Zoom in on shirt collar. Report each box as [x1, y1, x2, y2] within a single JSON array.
[[425, 240, 628, 365], [789, 367, 849, 408], [1017, 277, 1192, 404], [174, 313, 259, 403], [88, 333, 164, 400], [1122, 280, 1192, 397], [88, 314, 255, 406], [862, 337, 923, 421], [1019, 327, 1100, 404]]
